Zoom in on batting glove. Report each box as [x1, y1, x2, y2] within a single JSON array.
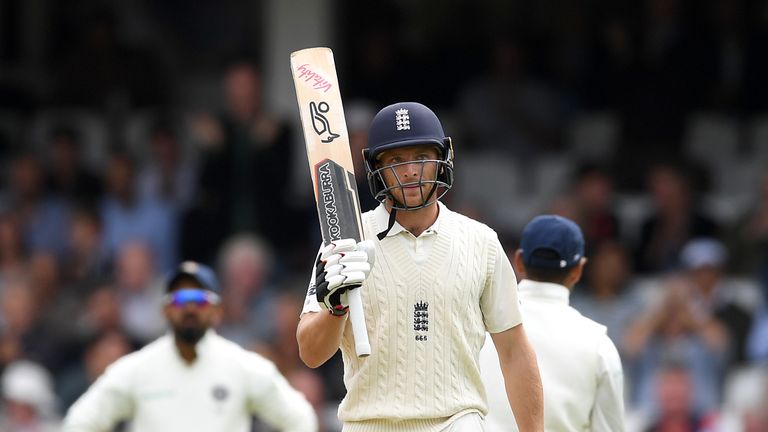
[[315, 239, 375, 316]]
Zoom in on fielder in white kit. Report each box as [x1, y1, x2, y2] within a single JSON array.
[[480, 215, 625, 431], [63, 261, 317, 432]]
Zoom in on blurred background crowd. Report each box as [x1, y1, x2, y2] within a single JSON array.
[[0, 0, 767, 430]]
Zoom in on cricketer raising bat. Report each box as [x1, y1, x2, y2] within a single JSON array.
[[290, 47, 371, 357]]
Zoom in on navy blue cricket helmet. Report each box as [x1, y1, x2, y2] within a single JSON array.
[[165, 261, 220, 293], [363, 102, 454, 210]]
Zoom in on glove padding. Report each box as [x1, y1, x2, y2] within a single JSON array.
[[315, 239, 375, 315]]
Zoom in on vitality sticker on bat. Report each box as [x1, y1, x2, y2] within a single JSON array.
[[295, 64, 333, 93], [309, 101, 340, 143], [315, 159, 361, 243]]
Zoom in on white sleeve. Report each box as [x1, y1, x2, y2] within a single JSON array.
[[481, 236, 522, 333], [301, 245, 323, 315], [591, 335, 626, 432], [62, 361, 135, 432], [246, 356, 318, 432]]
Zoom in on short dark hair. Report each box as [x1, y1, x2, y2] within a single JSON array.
[[525, 266, 572, 284], [524, 249, 573, 284]]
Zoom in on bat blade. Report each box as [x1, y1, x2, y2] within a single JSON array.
[[291, 47, 370, 357], [314, 158, 361, 241]]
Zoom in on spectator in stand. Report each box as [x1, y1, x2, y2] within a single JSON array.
[[747, 305, 768, 363], [0, 360, 61, 431], [0, 210, 25, 281], [184, 61, 309, 264], [260, 291, 305, 377], [100, 152, 177, 272], [215, 234, 278, 347], [28, 250, 86, 367], [635, 162, 719, 273], [641, 362, 719, 432], [570, 240, 643, 351], [624, 275, 728, 417], [113, 241, 165, 344], [73, 286, 135, 348], [63, 206, 108, 285], [38, 218, 112, 363], [741, 374, 768, 432], [137, 118, 198, 212], [569, 164, 621, 253], [1, 153, 72, 259], [717, 366, 768, 432], [45, 125, 101, 207], [679, 238, 755, 367], [726, 172, 768, 293], [456, 34, 564, 156], [0, 277, 61, 371], [28, 251, 61, 311]]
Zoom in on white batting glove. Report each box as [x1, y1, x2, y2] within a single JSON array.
[[315, 239, 375, 315]]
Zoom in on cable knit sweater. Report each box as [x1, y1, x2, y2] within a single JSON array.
[[303, 203, 522, 431]]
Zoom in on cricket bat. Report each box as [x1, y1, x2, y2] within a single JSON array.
[[290, 47, 371, 357]]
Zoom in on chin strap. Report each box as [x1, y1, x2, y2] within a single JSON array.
[[377, 182, 441, 240], [377, 207, 398, 240]]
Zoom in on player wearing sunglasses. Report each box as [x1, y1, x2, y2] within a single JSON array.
[[63, 261, 317, 432]]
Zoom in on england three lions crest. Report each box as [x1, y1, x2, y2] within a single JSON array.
[[414, 301, 428, 342]]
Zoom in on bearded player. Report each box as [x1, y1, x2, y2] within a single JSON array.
[[64, 261, 317, 431]]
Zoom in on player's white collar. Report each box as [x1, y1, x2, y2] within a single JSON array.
[[373, 202, 444, 238], [518, 279, 571, 305]]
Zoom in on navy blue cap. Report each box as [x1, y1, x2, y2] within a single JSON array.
[[165, 261, 220, 293], [520, 215, 585, 269], [366, 102, 449, 162]]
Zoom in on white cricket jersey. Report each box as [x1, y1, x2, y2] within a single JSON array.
[[303, 202, 522, 431], [63, 330, 317, 432], [479, 280, 625, 432]]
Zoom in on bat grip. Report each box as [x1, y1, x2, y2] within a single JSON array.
[[347, 288, 370, 357]]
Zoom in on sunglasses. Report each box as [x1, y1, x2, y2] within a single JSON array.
[[164, 288, 221, 307]]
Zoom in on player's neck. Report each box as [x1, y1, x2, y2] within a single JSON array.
[[389, 201, 439, 237], [175, 340, 198, 364]]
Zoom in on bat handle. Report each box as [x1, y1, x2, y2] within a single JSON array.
[[347, 288, 371, 357]]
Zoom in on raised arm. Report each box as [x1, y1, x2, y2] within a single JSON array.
[[297, 240, 374, 367], [297, 311, 348, 368]]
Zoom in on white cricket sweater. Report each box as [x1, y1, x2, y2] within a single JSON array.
[[480, 280, 625, 432], [63, 330, 317, 432], [304, 203, 522, 431]]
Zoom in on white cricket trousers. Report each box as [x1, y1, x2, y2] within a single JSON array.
[[341, 413, 486, 431], [444, 413, 486, 431]]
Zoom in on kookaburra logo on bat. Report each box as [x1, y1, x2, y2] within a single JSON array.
[[310, 101, 340, 143], [317, 161, 342, 240]]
